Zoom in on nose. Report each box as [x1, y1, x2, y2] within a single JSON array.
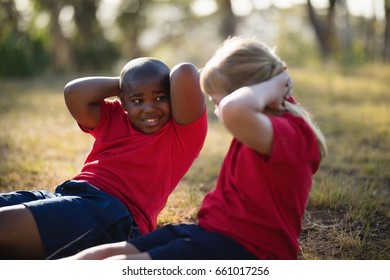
[[142, 101, 158, 113]]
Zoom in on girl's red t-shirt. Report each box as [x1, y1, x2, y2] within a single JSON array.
[[198, 113, 320, 259]]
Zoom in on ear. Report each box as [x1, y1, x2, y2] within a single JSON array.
[[119, 91, 126, 105]]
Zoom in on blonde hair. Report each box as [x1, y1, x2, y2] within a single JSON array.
[[200, 36, 327, 159]]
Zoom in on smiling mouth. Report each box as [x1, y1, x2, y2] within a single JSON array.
[[143, 117, 159, 125]]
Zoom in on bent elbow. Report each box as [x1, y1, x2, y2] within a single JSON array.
[[219, 99, 242, 128], [63, 81, 76, 100], [170, 63, 198, 79]]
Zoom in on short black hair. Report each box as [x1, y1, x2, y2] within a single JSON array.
[[120, 57, 170, 93]]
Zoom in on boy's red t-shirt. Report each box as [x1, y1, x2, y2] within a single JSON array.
[[73, 99, 207, 235], [197, 113, 320, 259]]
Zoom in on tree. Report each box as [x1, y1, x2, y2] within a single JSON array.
[[32, 0, 119, 72], [71, 0, 118, 71], [31, 0, 73, 72], [0, 0, 49, 76], [116, 0, 151, 59], [306, 0, 338, 61], [217, 0, 237, 38], [384, 0, 390, 61]]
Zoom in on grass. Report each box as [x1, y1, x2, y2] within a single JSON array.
[[0, 63, 389, 259]]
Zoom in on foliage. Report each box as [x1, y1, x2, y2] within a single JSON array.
[[0, 0, 388, 76], [0, 30, 49, 77], [72, 37, 120, 72]]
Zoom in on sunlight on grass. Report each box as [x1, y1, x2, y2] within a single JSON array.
[[331, 227, 363, 259], [158, 182, 203, 226], [0, 79, 93, 190], [293, 64, 390, 259], [158, 120, 232, 226], [182, 119, 231, 189]]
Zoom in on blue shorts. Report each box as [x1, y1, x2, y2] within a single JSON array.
[[130, 224, 256, 260], [0, 180, 140, 259]]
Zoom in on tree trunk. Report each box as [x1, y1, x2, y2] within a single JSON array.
[[50, 2, 72, 72], [306, 0, 338, 61], [217, 0, 237, 38], [384, 0, 390, 62]]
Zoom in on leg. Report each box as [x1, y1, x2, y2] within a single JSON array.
[[105, 252, 151, 260], [64, 241, 146, 260], [0, 204, 45, 259], [130, 224, 256, 260]]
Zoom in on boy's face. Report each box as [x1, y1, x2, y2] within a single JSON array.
[[121, 76, 171, 134]]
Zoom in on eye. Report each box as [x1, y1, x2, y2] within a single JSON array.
[[156, 95, 168, 102], [131, 98, 143, 104]]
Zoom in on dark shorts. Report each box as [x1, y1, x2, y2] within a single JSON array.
[[0, 180, 140, 259], [130, 224, 256, 260]]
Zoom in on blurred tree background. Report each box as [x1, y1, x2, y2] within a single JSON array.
[[1, 1, 389, 260], [0, 0, 389, 77]]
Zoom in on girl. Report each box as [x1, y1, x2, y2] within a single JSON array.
[[66, 36, 327, 260]]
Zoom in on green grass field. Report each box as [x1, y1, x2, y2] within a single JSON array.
[[0, 64, 389, 259]]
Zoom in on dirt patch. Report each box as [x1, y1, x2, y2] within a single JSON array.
[[299, 209, 390, 259]]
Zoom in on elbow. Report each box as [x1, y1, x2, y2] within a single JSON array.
[[170, 63, 198, 79], [219, 98, 242, 128], [219, 88, 253, 129], [63, 79, 80, 99], [63, 80, 79, 107], [219, 89, 245, 117], [64, 81, 73, 97]]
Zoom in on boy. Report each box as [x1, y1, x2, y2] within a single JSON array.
[[0, 58, 207, 259]]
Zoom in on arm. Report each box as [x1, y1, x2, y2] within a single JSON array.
[[218, 71, 291, 155], [64, 76, 120, 129], [169, 63, 206, 125]]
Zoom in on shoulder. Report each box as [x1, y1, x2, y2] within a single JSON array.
[[166, 110, 207, 152], [172, 108, 208, 131], [99, 98, 123, 114], [269, 113, 320, 163], [270, 113, 311, 136], [93, 99, 125, 129], [102, 98, 122, 107]]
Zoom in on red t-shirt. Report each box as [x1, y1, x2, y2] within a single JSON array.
[[73, 99, 207, 235], [197, 113, 320, 259]]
